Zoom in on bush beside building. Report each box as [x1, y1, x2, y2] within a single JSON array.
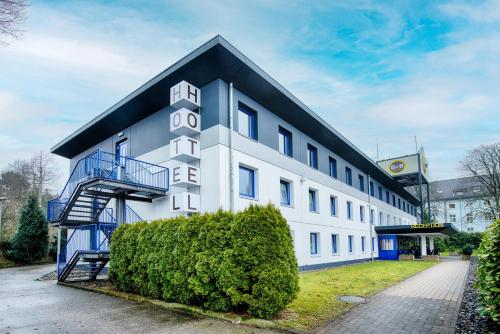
[[109, 204, 299, 319], [476, 220, 500, 324]]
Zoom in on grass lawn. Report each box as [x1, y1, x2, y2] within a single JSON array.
[[440, 250, 479, 256], [275, 260, 436, 331]]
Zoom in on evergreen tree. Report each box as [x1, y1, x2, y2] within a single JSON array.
[[7, 194, 48, 262]]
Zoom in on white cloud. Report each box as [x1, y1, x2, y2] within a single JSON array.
[[439, 0, 500, 23], [0, 0, 498, 186]]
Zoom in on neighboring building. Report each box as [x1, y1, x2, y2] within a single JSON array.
[[431, 176, 493, 232], [48, 36, 455, 281]]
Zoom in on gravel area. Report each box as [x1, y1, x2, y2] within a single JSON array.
[[36, 270, 57, 281], [455, 257, 498, 334]]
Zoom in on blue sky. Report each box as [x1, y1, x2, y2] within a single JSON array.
[[0, 0, 499, 190]]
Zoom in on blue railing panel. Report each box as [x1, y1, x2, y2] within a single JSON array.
[[57, 222, 118, 279], [125, 205, 144, 224], [48, 150, 168, 222]]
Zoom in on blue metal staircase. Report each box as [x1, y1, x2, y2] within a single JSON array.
[[57, 207, 144, 282], [48, 149, 167, 281], [48, 149, 168, 225]]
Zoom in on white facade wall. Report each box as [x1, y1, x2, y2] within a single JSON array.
[[433, 199, 492, 232], [126, 124, 417, 269]]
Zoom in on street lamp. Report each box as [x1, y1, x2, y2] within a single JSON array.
[[0, 197, 7, 242]]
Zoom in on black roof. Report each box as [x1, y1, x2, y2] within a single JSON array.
[[51, 35, 419, 205], [375, 223, 459, 236]]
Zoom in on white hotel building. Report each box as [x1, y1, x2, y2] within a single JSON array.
[[48, 36, 448, 281]]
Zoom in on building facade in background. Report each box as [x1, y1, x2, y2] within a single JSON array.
[[431, 176, 493, 232]]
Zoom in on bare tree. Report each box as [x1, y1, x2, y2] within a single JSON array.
[[461, 142, 500, 220], [29, 152, 59, 205], [0, 0, 28, 44]]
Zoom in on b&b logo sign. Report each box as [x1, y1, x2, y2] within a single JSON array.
[[389, 160, 405, 173]]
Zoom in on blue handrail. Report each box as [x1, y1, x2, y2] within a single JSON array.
[[57, 221, 118, 279], [48, 150, 168, 222], [125, 205, 144, 224]]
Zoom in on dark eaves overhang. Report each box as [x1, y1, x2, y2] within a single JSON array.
[[375, 223, 459, 237], [51, 35, 419, 205]]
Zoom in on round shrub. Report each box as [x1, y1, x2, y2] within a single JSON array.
[[108, 204, 299, 319], [476, 219, 500, 324], [461, 244, 473, 256]]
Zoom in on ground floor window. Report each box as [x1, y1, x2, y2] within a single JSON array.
[[348, 235, 354, 254], [361, 236, 366, 253], [372, 237, 376, 251], [331, 234, 339, 254], [310, 232, 320, 255], [380, 238, 394, 250]]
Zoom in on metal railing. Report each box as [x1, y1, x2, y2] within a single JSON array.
[[48, 150, 168, 222], [57, 222, 117, 278], [125, 205, 144, 224]]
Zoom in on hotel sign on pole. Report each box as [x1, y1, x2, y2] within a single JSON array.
[[377, 150, 429, 180], [169, 81, 201, 214]]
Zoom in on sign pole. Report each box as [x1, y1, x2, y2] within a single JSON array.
[[417, 153, 425, 224]]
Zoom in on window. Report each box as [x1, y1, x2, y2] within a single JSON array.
[[239, 166, 255, 198], [466, 213, 473, 223], [378, 186, 383, 200], [307, 144, 318, 169], [361, 236, 366, 253], [238, 104, 257, 140], [449, 214, 456, 222], [386, 191, 390, 204], [449, 203, 456, 209], [329, 157, 337, 178], [360, 205, 365, 222], [278, 127, 292, 157], [331, 234, 339, 254], [347, 201, 353, 219], [330, 196, 338, 216], [309, 189, 318, 212], [380, 238, 394, 250], [348, 235, 354, 253], [372, 237, 376, 251], [393, 216, 397, 225], [345, 167, 352, 186], [370, 181, 375, 197], [467, 227, 474, 232], [280, 179, 291, 206], [310, 233, 319, 255], [370, 208, 375, 224], [398, 198, 401, 209], [379, 211, 383, 225], [358, 175, 365, 192], [392, 195, 396, 207], [387, 214, 390, 225]]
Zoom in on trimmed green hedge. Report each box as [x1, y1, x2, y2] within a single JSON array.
[[477, 219, 500, 324], [109, 204, 299, 318]]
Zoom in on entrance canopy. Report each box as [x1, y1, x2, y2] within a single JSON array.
[[375, 223, 459, 237]]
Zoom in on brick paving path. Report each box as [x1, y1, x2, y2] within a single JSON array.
[[319, 259, 469, 334]]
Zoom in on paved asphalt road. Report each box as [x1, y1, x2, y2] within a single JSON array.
[[0, 264, 277, 334]]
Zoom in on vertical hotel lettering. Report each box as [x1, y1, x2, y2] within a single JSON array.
[[168, 81, 201, 214]]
